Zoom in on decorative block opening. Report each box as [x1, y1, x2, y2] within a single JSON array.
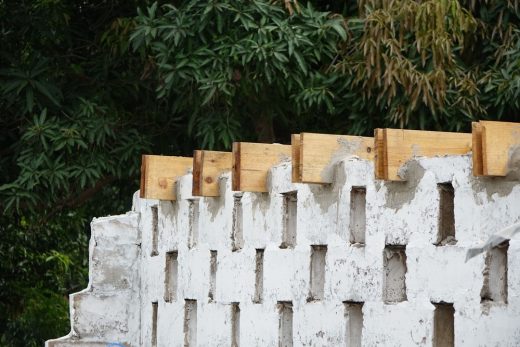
[[309, 245, 327, 301], [280, 191, 297, 249], [481, 241, 509, 304], [436, 182, 456, 245], [209, 250, 217, 302], [151, 302, 158, 347], [433, 302, 454, 347], [231, 302, 240, 347], [253, 249, 264, 304], [349, 187, 366, 245], [383, 245, 407, 303], [164, 251, 178, 302], [232, 193, 244, 251], [344, 301, 364, 347], [188, 199, 199, 249], [277, 301, 293, 347], [183, 299, 197, 347], [151, 205, 159, 256]]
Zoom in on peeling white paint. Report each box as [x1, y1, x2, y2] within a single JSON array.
[[48, 155, 520, 347]]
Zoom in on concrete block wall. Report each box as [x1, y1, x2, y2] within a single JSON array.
[[48, 155, 520, 346]]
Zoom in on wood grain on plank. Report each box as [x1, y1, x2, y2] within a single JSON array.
[[299, 132, 374, 184], [291, 134, 302, 183], [376, 129, 472, 181], [480, 121, 520, 176], [192, 150, 232, 197], [232, 142, 291, 192], [140, 155, 192, 200]]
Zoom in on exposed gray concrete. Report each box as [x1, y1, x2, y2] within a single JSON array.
[[232, 194, 244, 251], [344, 302, 363, 347], [253, 249, 264, 304], [349, 186, 366, 244], [437, 182, 456, 245], [433, 302, 454, 347], [183, 300, 197, 347], [481, 242, 509, 304], [208, 250, 217, 302], [280, 192, 297, 248], [164, 251, 178, 302], [383, 246, 407, 302], [309, 245, 327, 301], [278, 301, 293, 347]]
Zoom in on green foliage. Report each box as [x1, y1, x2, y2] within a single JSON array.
[[131, 0, 347, 146], [0, 0, 157, 345], [0, 0, 519, 345], [133, 0, 520, 139], [334, 0, 520, 131]]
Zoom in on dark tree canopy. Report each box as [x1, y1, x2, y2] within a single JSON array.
[[0, 0, 519, 345]]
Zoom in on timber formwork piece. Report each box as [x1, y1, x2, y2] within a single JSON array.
[[140, 121, 520, 199]]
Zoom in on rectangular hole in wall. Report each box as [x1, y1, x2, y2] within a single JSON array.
[[481, 241, 509, 304], [344, 301, 364, 347], [309, 245, 327, 301], [383, 245, 407, 303], [208, 250, 217, 302], [432, 302, 454, 347], [277, 301, 293, 347], [232, 193, 244, 251], [280, 191, 297, 249], [188, 199, 199, 249], [151, 302, 158, 347], [164, 251, 178, 302], [253, 249, 264, 304], [231, 302, 240, 347], [349, 187, 366, 245], [151, 205, 159, 256], [183, 299, 197, 347], [436, 182, 456, 245]]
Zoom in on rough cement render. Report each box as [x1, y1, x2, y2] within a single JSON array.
[[48, 155, 520, 346]]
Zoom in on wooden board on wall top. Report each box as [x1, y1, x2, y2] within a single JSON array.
[[375, 129, 472, 181], [296, 132, 374, 184], [479, 121, 520, 176], [140, 155, 192, 200], [232, 142, 292, 192], [192, 150, 232, 197]]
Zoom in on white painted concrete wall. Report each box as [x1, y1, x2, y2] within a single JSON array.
[[47, 155, 520, 346]]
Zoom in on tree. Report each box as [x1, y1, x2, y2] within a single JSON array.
[[1, 0, 519, 345], [0, 1, 160, 345], [131, 1, 348, 146], [134, 0, 520, 139]]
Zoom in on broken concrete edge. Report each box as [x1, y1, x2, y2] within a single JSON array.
[[46, 212, 141, 347]]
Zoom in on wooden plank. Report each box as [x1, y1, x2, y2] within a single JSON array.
[[140, 155, 192, 200], [480, 121, 520, 176], [232, 142, 292, 192], [472, 122, 484, 176], [291, 134, 302, 183], [192, 150, 232, 197], [377, 129, 472, 181], [299, 132, 374, 184]]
